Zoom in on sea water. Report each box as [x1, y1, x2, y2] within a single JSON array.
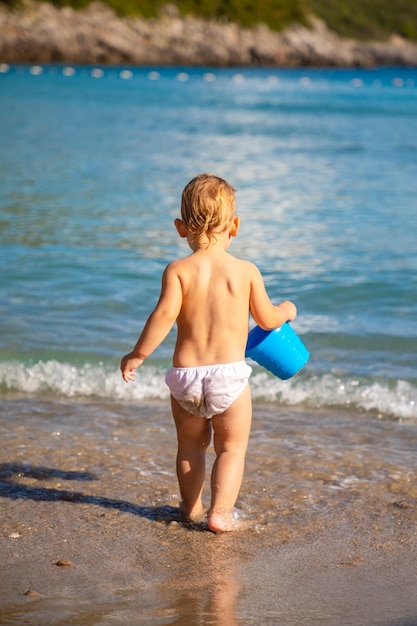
[[0, 64, 416, 422]]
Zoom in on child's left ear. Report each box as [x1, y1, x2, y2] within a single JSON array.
[[174, 218, 188, 238], [229, 217, 240, 237]]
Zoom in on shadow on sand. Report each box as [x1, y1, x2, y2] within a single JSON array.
[[0, 462, 204, 529]]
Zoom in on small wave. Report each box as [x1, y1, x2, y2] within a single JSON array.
[[0, 360, 169, 403], [250, 372, 417, 421], [0, 360, 416, 422]]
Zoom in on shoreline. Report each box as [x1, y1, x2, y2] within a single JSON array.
[[1, 2, 417, 68], [1, 398, 417, 623]]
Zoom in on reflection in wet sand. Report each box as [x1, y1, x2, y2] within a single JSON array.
[[163, 534, 242, 626]]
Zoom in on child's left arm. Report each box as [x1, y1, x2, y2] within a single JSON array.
[[120, 264, 182, 382]]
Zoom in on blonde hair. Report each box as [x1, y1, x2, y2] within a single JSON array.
[[180, 174, 236, 242]]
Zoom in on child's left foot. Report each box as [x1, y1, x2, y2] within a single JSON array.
[[179, 502, 206, 524]]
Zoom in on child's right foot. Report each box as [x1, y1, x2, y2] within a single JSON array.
[[207, 508, 248, 533]]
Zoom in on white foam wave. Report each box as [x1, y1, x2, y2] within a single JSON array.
[[250, 372, 417, 421], [1, 360, 416, 422], [0, 360, 170, 402]]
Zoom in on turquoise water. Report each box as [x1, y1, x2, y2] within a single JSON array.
[[1, 64, 416, 421]]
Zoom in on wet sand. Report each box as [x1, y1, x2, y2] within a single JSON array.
[[1, 398, 417, 625]]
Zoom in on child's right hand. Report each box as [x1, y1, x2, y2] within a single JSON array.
[[120, 353, 144, 383], [276, 300, 297, 322]]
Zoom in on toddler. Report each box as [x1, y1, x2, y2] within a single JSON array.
[[121, 174, 296, 532]]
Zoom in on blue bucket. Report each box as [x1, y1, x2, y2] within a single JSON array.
[[245, 323, 309, 380]]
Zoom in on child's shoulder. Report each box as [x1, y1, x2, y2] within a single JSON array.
[[165, 254, 193, 270], [229, 255, 259, 274], [163, 254, 195, 278]]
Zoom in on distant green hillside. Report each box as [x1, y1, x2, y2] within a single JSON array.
[[308, 0, 417, 41], [3, 0, 417, 41]]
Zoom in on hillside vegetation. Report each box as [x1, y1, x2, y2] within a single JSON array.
[[307, 0, 417, 41], [2, 0, 417, 41]]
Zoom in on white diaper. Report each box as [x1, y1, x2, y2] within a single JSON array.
[[165, 361, 252, 419]]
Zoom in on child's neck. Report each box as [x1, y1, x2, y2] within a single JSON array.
[[189, 232, 231, 253]]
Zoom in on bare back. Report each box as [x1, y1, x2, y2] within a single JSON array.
[[122, 229, 296, 374], [170, 248, 252, 367]]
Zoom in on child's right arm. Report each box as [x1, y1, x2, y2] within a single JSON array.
[[249, 264, 297, 330]]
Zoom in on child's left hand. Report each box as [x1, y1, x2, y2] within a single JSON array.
[[120, 353, 144, 382]]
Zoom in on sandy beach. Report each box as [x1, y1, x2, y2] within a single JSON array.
[[1, 398, 416, 625]]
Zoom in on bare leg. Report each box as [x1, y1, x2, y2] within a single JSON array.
[[208, 384, 252, 533], [170, 395, 212, 521]]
